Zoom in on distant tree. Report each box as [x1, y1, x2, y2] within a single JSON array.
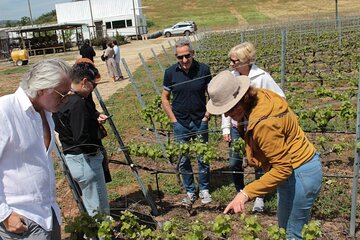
[[34, 10, 57, 24], [20, 16, 31, 26], [5, 20, 12, 27]]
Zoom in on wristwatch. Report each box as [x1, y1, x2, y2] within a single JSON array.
[[204, 114, 211, 120]]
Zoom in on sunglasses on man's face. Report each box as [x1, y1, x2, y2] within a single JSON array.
[[176, 53, 192, 60], [54, 89, 71, 103]]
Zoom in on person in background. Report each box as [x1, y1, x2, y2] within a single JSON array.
[[113, 40, 124, 81], [79, 39, 96, 63], [53, 63, 110, 216], [207, 70, 322, 240], [0, 59, 71, 240], [104, 41, 120, 82], [161, 38, 212, 206], [222, 42, 285, 212]]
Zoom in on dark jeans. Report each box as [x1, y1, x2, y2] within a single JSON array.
[[173, 121, 210, 193]]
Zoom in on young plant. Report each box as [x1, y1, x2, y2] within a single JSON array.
[[302, 220, 322, 240]]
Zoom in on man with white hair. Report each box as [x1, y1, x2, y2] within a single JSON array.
[[0, 59, 71, 240]]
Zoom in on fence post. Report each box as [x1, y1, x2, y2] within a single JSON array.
[[241, 31, 244, 43], [349, 64, 360, 236], [151, 48, 165, 74], [280, 29, 286, 91], [138, 53, 161, 95]]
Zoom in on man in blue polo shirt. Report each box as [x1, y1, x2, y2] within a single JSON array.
[[161, 38, 212, 205]]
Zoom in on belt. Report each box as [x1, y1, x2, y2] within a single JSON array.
[[87, 149, 101, 156]]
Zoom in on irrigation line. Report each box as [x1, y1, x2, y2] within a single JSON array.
[[109, 159, 356, 180]]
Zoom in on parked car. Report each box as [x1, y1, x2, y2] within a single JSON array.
[[163, 21, 196, 37]]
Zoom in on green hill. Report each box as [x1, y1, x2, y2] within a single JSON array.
[[142, 0, 360, 31]]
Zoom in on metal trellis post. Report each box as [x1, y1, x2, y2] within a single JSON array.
[[168, 40, 176, 55], [349, 64, 360, 236], [121, 58, 183, 189], [161, 45, 172, 66], [280, 29, 286, 91], [151, 48, 165, 74], [54, 143, 87, 213], [93, 86, 159, 216], [121, 58, 168, 161], [338, 16, 342, 49], [138, 53, 161, 95]]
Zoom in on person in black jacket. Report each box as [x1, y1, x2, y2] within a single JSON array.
[[79, 39, 96, 62], [53, 63, 109, 216]]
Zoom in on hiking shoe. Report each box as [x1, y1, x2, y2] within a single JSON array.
[[199, 190, 212, 204], [252, 197, 264, 212], [182, 192, 196, 206]]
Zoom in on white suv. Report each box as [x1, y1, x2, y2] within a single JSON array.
[[163, 22, 195, 37]]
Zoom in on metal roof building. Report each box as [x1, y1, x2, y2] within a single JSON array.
[[56, 0, 146, 38]]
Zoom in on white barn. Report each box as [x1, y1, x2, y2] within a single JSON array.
[[56, 0, 146, 39]]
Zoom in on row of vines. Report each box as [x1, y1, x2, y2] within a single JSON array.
[[80, 16, 360, 239]]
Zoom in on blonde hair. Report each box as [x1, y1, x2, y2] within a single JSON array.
[[228, 42, 256, 64]]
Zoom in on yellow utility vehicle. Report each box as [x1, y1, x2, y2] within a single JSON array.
[[11, 49, 29, 66]]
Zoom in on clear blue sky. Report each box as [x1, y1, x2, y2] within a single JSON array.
[[0, 0, 72, 21]]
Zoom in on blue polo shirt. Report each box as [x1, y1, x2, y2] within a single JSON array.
[[163, 60, 212, 127]]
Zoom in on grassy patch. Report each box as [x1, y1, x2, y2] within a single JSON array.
[[107, 170, 134, 189], [0, 65, 30, 75]]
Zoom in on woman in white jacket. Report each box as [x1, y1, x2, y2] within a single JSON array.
[[222, 42, 285, 212]]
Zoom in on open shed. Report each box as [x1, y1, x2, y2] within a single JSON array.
[[6, 23, 85, 56]]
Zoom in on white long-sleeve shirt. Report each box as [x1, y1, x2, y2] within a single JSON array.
[[0, 87, 61, 231], [221, 65, 286, 135], [113, 45, 121, 63]]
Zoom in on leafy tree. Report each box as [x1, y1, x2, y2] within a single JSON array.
[[20, 16, 31, 26]]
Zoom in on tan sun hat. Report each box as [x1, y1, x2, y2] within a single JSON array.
[[206, 70, 250, 115]]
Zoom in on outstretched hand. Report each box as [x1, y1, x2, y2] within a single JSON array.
[[223, 192, 249, 214]]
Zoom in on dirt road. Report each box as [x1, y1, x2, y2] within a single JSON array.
[[92, 36, 181, 101]]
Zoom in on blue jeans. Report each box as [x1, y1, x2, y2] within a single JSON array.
[[229, 127, 263, 192], [173, 121, 210, 193], [229, 127, 244, 192], [277, 152, 322, 239], [65, 152, 109, 216]]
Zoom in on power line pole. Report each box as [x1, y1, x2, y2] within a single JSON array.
[[88, 0, 95, 38], [27, 0, 34, 26], [132, 0, 138, 40]]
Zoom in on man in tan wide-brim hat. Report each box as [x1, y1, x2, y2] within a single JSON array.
[[206, 70, 322, 240]]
